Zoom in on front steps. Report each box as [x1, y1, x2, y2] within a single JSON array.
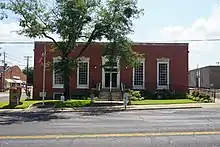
[[98, 89, 123, 101]]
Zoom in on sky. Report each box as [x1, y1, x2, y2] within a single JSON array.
[[0, 0, 220, 70]]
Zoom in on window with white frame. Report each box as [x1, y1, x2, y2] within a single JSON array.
[[157, 58, 169, 89], [53, 92, 64, 100], [53, 57, 64, 88], [133, 59, 145, 89], [77, 57, 89, 88]]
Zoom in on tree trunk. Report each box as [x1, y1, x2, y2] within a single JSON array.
[[64, 70, 70, 101]]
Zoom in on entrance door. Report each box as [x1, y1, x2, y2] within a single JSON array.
[[104, 72, 117, 88], [112, 73, 117, 87], [105, 73, 110, 87], [102, 57, 120, 88]]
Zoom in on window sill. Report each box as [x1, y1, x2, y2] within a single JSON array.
[[77, 85, 89, 89], [157, 85, 169, 90], [53, 84, 64, 89], [133, 85, 144, 90]]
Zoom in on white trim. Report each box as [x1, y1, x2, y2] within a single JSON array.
[[132, 58, 145, 89], [101, 56, 120, 88], [77, 57, 90, 89], [53, 92, 64, 100], [52, 56, 64, 88], [156, 58, 170, 90]]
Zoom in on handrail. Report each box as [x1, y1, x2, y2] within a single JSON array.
[[98, 83, 101, 91], [120, 82, 124, 92]]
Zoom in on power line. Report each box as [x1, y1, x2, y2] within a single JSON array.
[[0, 41, 34, 44], [5, 52, 25, 61], [155, 38, 220, 43], [5, 60, 26, 66], [5, 54, 26, 64]]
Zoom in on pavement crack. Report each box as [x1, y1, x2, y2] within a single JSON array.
[[139, 116, 144, 121]]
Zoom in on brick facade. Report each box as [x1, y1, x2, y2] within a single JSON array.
[[0, 65, 27, 90], [33, 42, 188, 100]]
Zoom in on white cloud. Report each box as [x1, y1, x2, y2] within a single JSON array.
[[0, 21, 60, 42], [0, 21, 61, 68], [0, 22, 30, 41], [161, 4, 220, 70]]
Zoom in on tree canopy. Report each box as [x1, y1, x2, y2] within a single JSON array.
[[0, 0, 144, 99], [22, 67, 34, 85]]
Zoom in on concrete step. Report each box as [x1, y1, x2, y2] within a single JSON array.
[[101, 88, 121, 92], [99, 90, 122, 101]]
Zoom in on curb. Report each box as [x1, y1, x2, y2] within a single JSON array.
[[0, 106, 205, 113], [125, 106, 202, 111], [52, 106, 203, 113]]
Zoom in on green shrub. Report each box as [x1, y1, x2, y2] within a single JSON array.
[[192, 90, 200, 97], [130, 96, 144, 101], [189, 90, 213, 103], [71, 92, 90, 100], [140, 90, 156, 99], [128, 90, 144, 101], [129, 90, 141, 98]]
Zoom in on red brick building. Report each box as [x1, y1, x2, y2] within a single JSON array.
[[33, 42, 188, 100], [0, 65, 26, 91]]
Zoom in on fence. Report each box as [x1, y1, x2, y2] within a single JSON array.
[[189, 87, 216, 103]]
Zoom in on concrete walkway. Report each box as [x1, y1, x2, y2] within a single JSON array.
[[24, 102, 220, 113], [1, 100, 220, 113]]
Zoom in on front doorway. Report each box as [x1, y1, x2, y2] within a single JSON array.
[[102, 57, 120, 88], [104, 72, 118, 88]]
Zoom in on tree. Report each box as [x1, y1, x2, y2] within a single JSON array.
[[22, 67, 34, 85], [0, 0, 143, 100]]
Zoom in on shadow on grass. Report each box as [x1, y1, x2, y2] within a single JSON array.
[[2, 102, 23, 109], [0, 109, 70, 125]]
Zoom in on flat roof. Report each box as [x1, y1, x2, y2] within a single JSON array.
[[189, 65, 220, 72], [34, 41, 188, 46]]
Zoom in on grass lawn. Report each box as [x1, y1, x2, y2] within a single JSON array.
[[0, 99, 91, 109], [131, 99, 197, 105], [0, 100, 37, 109], [52, 100, 91, 108]]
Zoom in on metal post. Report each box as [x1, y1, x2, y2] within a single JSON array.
[[110, 72, 112, 92], [2, 51, 5, 91], [10, 67, 12, 89], [24, 55, 32, 94], [42, 46, 46, 106]]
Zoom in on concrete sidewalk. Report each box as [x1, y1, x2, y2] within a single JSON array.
[[1, 102, 220, 113], [26, 102, 220, 113]]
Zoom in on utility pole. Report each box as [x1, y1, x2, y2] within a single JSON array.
[[24, 56, 32, 93], [216, 62, 220, 66], [2, 51, 5, 92]]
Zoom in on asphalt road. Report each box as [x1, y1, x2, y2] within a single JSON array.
[[0, 92, 27, 102], [0, 92, 10, 102], [1, 108, 220, 146]]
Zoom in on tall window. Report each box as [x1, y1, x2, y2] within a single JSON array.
[[53, 57, 64, 88], [157, 59, 169, 89], [77, 57, 89, 88], [133, 59, 145, 89], [54, 71, 64, 84]]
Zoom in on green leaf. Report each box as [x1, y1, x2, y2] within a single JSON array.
[[0, 0, 144, 98]]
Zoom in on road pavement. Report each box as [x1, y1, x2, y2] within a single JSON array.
[[1, 108, 220, 146], [0, 92, 26, 102], [0, 92, 10, 102]]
